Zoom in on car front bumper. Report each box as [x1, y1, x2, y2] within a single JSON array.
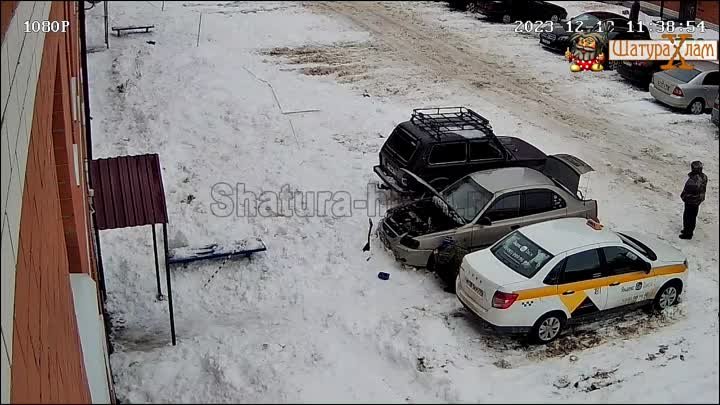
[[373, 165, 412, 194], [377, 220, 433, 267], [649, 83, 689, 109], [539, 34, 567, 52], [616, 62, 653, 87]]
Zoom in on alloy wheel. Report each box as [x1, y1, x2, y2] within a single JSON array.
[[659, 286, 678, 309], [690, 101, 704, 115], [538, 316, 561, 341]]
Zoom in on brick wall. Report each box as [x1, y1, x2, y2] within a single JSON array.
[[2, 1, 98, 403], [645, 1, 720, 25], [696, 1, 719, 25], [0, 1, 18, 43]]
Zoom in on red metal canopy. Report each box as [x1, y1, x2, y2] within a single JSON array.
[[90, 153, 168, 230]]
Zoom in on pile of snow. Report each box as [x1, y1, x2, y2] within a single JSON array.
[[85, 1, 718, 403]]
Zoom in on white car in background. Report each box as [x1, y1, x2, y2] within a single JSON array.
[[649, 61, 719, 115], [456, 217, 688, 344]]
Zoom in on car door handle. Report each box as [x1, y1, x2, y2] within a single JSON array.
[[562, 290, 575, 295], [609, 282, 620, 286], [510, 225, 520, 230]]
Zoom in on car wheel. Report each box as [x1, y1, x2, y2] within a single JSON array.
[[529, 312, 565, 344], [688, 98, 705, 115], [502, 14, 512, 24], [550, 14, 559, 22], [436, 257, 460, 288], [432, 242, 469, 289], [653, 281, 681, 311]]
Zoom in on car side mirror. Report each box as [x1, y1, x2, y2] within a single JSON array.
[[478, 216, 492, 226]]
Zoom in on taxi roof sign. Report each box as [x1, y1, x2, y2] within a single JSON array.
[[586, 219, 604, 230]]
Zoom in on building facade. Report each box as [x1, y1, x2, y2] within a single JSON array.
[[1, 1, 113, 403], [631, 1, 719, 28]]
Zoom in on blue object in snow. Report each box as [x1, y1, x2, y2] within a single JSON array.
[[378, 272, 390, 280]]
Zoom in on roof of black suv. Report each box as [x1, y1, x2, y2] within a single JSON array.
[[396, 107, 498, 143]]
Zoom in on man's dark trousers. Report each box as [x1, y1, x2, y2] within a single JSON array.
[[682, 203, 699, 237]]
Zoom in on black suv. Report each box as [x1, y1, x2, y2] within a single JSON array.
[[373, 107, 547, 194], [475, 0, 568, 24]]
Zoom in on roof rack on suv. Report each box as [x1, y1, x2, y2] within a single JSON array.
[[411, 107, 496, 139]]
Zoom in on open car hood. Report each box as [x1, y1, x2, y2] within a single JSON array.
[[542, 154, 594, 197], [400, 168, 467, 225]]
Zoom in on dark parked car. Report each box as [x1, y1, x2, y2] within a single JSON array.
[[540, 11, 650, 55], [616, 60, 677, 89], [475, 0, 567, 24], [373, 107, 547, 194]]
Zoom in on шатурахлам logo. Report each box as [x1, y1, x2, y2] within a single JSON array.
[[609, 34, 718, 70]]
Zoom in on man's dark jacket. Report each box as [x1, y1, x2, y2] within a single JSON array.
[[681, 169, 708, 206]]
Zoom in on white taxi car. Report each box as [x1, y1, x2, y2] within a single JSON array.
[[456, 217, 688, 344]]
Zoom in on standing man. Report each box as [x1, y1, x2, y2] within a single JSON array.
[[680, 161, 708, 240], [630, 0, 641, 24]]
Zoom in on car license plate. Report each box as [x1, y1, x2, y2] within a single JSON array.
[[466, 279, 484, 297], [656, 79, 672, 93], [386, 161, 400, 179]]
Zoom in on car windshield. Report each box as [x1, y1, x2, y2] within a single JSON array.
[[664, 69, 701, 83], [617, 232, 658, 261], [491, 231, 554, 278], [441, 177, 493, 223]]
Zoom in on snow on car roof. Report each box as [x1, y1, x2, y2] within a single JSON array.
[[691, 61, 720, 72], [469, 167, 553, 193], [518, 217, 621, 255]]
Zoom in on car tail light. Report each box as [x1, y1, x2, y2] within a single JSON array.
[[492, 291, 518, 309], [672, 87, 684, 97]]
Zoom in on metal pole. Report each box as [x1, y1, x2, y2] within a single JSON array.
[[660, 0, 664, 20], [104, 1, 109, 48], [162, 223, 177, 346], [162, 1, 165, 11], [93, 228, 107, 302], [152, 225, 163, 300], [196, 12, 202, 47]]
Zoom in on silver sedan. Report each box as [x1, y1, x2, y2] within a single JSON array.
[[649, 61, 719, 115]]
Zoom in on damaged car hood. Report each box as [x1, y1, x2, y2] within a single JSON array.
[[384, 198, 464, 237], [400, 168, 467, 225]]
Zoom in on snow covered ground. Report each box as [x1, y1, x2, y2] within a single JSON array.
[[85, 1, 718, 403]]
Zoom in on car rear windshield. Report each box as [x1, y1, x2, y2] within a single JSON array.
[[491, 231, 554, 278], [617, 232, 658, 261], [385, 128, 418, 163], [664, 69, 701, 83]]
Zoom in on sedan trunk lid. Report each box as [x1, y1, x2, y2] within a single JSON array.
[[542, 154, 594, 197], [619, 231, 686, 265], [460, 250, 528, 308]]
